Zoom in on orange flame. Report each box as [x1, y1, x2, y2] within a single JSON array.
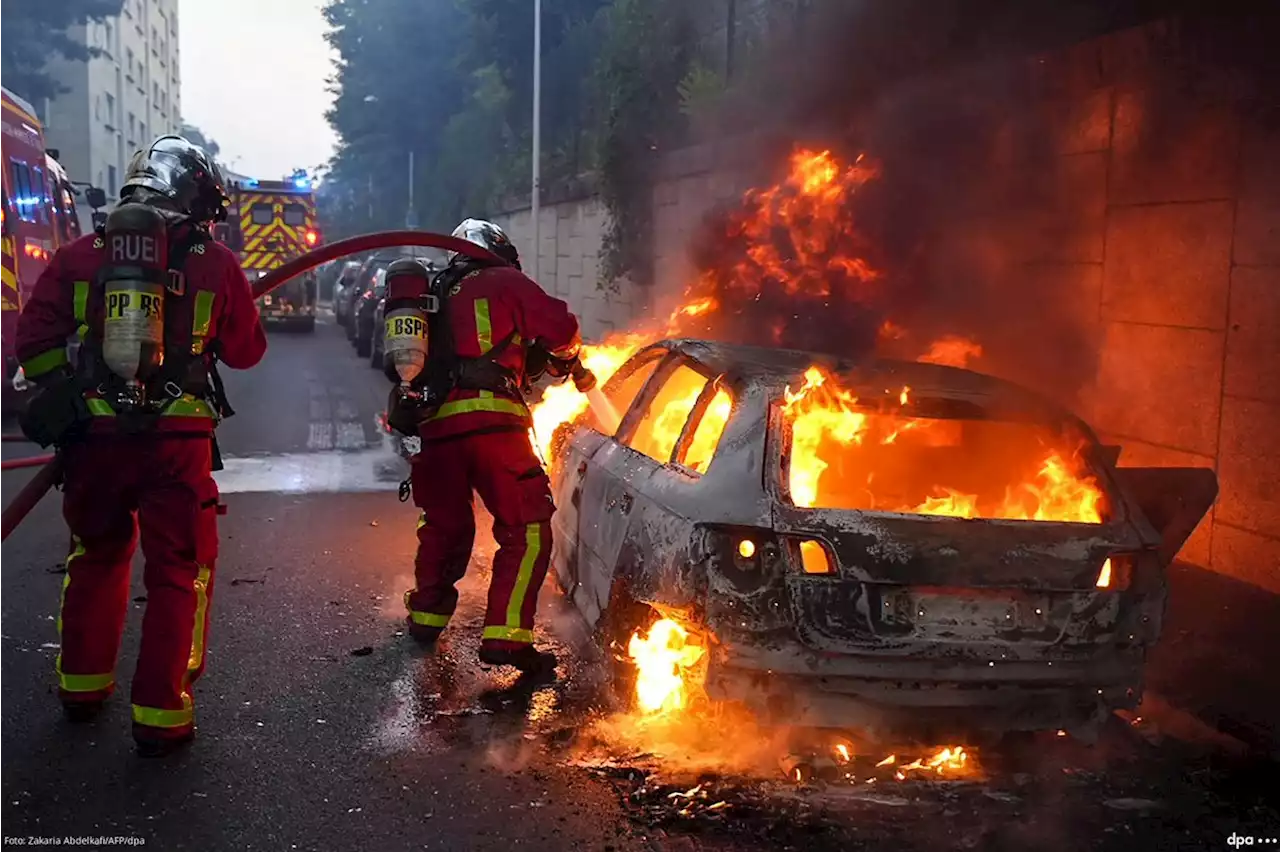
[[628, 618, 705, 715], [782, 366, 1105, 523]]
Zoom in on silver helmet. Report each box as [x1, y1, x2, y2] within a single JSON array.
[[450, 218, 520, 269]]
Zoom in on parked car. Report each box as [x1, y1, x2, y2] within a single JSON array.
[[344, 256, 388, 345], [546, 338, 1217, 741], [352, 266, 388, 358], [332, 260, 363, 327]]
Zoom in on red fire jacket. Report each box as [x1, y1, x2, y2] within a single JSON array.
[[420, 265, 580, 441], [15, 228, 266, 434]]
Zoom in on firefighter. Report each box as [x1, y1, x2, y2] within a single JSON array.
[[396, 218, 593, 674], [14, 135, 266, 757]]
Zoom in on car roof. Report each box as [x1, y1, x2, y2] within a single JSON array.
[[654, 338, 1085, 427]]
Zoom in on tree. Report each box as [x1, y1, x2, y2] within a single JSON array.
[[1, 0, 124, 104]]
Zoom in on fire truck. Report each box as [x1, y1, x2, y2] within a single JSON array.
[[218, 170, 320, 332], [2, 86, 92, 404]]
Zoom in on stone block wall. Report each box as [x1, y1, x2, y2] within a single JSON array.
[[494, 196, 640, 342], [1018, 24, 1280, 591]]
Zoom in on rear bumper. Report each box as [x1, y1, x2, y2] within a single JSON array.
[[704, 639, 1143, 734]]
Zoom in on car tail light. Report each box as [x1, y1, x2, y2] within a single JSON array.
[[1096, 553, 1135, 590], [797, 539, 835, 575]]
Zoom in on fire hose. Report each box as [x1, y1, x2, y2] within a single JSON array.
[[0, 230, 507, 543]]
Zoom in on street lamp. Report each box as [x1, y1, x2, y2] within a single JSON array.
[[531, 0, 542, 283]]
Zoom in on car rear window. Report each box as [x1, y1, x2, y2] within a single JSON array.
[[780, 374, 1107, 524], [676, 386, 732, 474]]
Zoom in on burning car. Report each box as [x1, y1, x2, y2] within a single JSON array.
[[545, 338, 1217, 740]]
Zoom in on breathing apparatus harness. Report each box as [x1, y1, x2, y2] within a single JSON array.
[[385, 257, 526, 437]]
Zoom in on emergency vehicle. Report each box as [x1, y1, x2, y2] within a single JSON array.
[[220, 170, 321, 332], [3, 86, 86, 401]]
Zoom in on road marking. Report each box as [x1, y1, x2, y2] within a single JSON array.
[[335, 399, 359, 421], [308, 422, 334, 451], [214, 450, 408, 494], [335, 422, 367, 449]]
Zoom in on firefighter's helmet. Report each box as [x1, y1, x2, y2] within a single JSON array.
[[121, 135, 230, 224], [450, 218, 520, 269]]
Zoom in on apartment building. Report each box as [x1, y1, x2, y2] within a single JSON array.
[[41, 0, 181, 227]]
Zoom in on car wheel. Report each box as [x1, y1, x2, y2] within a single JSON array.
[[594, 581, 655, 712], [355, 330, 372, 358], [369, 340, 383, 368]]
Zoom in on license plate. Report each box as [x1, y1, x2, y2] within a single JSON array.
[[883, 589, 1048, 636]]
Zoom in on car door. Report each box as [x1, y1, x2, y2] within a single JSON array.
[[574, 356, 717, 626], [553, 350, 667, 621]]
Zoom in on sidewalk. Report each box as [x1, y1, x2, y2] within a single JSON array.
[[1144, 560, 1280, 759]]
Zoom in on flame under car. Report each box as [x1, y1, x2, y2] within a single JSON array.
[[547, 339, 1217, 738]]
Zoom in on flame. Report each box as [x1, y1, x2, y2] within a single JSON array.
[[783, 366, 1106, 523], [628, 619, 706, 715], [919, 335, 984, 369], [530, 335, 648, 462]]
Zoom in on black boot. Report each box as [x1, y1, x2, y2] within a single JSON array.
[[62, 700, 105, 724], [134, 727, 195, 759], [479, 645, 558, 675], [407, 622, 443, 645]]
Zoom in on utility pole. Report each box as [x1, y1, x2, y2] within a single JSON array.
[[406, 150, 418, 229], [531, 0, 542, 283]]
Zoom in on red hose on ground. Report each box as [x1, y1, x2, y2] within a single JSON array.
[[1, 230, 505, 544], [2, 434, 31, 442]]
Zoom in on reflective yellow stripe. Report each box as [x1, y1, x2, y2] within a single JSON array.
[[21, 347, 68, 378], [132, 698, 193, 729], [192, 291, 215, 354], [416, 512, 427, 530], [56, 537, 104, 690], [186, 564, 211, 674], [86, 398, 115, 416], [474, 298, 492, 354], [73, 280, 89, 339], [482, 625, 534, 644], [163, 396, 214, 418], [60, 672, 115, 693], [504, 523, 542, 632], [429, 396, 528, 420], [409, 610, 452, 628]]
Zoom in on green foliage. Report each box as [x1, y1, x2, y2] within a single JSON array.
[[678, 63, 726, 119], [0, 0, 123, 104], [321, 0, 609, 242], [594, 0, 695, 287]]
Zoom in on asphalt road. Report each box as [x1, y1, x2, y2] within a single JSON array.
[[2, 313, 1277, 851]]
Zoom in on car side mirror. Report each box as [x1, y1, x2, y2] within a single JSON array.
[[85, 187, 108, 209]]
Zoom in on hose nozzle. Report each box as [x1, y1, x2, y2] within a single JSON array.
[[570, 361, 597, 393]]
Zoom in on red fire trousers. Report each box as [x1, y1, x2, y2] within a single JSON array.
[[57, 435, 219, 741], [406, 428, 555, 652]]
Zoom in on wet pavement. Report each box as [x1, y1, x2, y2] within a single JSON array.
[[3, 314, 1278, 851]]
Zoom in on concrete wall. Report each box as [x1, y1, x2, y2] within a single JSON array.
[[494, 196, 640, 342]]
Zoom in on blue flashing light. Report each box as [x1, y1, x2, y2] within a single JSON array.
[[294, 177, 311, 190], [244, 178, 259, 188]]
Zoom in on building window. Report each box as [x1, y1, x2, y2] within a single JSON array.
[[107, 165, 118, 195], [94, 95, 102, 121], [104, 21, 114, 51], [126, 48, 135, 77], [153, 82, 160, 103], [128, 112, 136, 137], [104, 93, 116, 125]]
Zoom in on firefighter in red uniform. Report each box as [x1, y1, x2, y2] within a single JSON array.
[[14, 135, 266, 756], [395, 219, 593, 674]]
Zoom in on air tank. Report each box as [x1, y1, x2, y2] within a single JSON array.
[[100, 203, 168, 385], [382, 258, 432, 384]]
